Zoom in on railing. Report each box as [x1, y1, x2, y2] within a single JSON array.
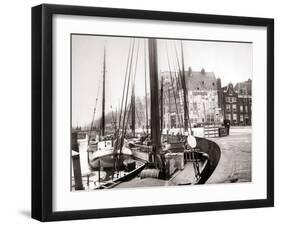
[[203, 124, 219, 138]]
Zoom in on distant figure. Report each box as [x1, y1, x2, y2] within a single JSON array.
[[177, 132, 181, 141], [223, 119, 231, 135]]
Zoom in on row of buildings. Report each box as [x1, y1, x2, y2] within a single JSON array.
[[159, 67, 252, 127], [99, 67, 252, 130]]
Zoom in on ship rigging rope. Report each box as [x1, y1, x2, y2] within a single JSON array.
[[121, 40, 140, 143], [89, 65, 104, 134], [135, 107, 142, 130], [144, 39, 149, 134], [117, 39, 133, 134], [173, 42, 200, 177], [173, 42, 190, 135], [172, 70, 185, 130], [131, 40, 141, 91], [191, 151, 200, 179], [133, 98, 144, 131], [173, 69, 185, 132], [124, 102, 132, 137], [110, 105, 117, 132], [114, 39, 134, 152], [173, 41, 193, 134], [180, 40, 193, 133], [120, 39, 138, 145], [129, 39, 141, 135], [113, 39, 136, 173], [165, 42, 184, 131]]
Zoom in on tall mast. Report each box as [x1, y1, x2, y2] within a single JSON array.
[[101, 47, 106, 137], [168, 88, 171, 130], [180, 41, 189, 132], [131, 40, 140, 137], [131, 88, 135, 136], [144, 40, 149, 134], [160, 76, 164, 134], [148, 38, 162, 168]]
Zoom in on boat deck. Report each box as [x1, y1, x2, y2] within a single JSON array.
[[114, 160, 200, 188], [115, 127, 252, 188], [168, 161, 199, 185]]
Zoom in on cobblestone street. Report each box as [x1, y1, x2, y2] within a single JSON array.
[[207, 126, 252, 183]]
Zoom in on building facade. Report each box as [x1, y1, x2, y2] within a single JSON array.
[[161, 68, 221, 128], [220, 79, 252, 126], [132, 69, 252, 129], [235, 79, 252, 125], [221, 83, 239, 125]]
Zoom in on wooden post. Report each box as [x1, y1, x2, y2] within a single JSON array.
[[72, 132, 84, 190], [112, 159, 115, 180], [98, 159, 101, 183], [72, 154, 84, 190]]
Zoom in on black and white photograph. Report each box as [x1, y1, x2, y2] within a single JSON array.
[[71, 35, 252, 191], [29, 3, 274, 222]]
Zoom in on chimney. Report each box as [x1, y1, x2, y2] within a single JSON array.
[[217, 77, 221, 89], [188, 66, 192, 76], [201, 68, 205, 74]]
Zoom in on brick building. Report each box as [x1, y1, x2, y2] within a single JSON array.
[[220, 79, 252, 126], [235, 79, 252, 125]]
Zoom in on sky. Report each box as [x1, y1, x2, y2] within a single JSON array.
[[72, 34, 252, 126]]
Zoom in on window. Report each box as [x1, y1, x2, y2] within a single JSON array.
[[233, 114, 237, 123], [226, 96, 236, 103], [240, 105, 243, 112], [193, 102, 197, 111], [226, 97, 231, 103], [212, 82, 215, 86], [226, 114, 231, 120], [226, 104, 231, 112], [240, 115, 244, 122], [245, 106, 248, 113], [232, 104, 237, 112]]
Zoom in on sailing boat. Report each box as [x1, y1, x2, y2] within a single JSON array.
[[76, 38, 221, 189], [88, 46, 134, 169], [127, 39, 221, 184], [83, 43, 146, 189]]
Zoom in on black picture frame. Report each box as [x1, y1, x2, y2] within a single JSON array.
[[32, 3, 274, 222]]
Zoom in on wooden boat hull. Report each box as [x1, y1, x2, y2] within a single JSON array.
[[88, 146, 133, 170], [89, 154, 133, 170], [96, 162, 147, 189], [128, 135, 221, 184], [194, 137, 221, 184], [89, 136, 221, 185]]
